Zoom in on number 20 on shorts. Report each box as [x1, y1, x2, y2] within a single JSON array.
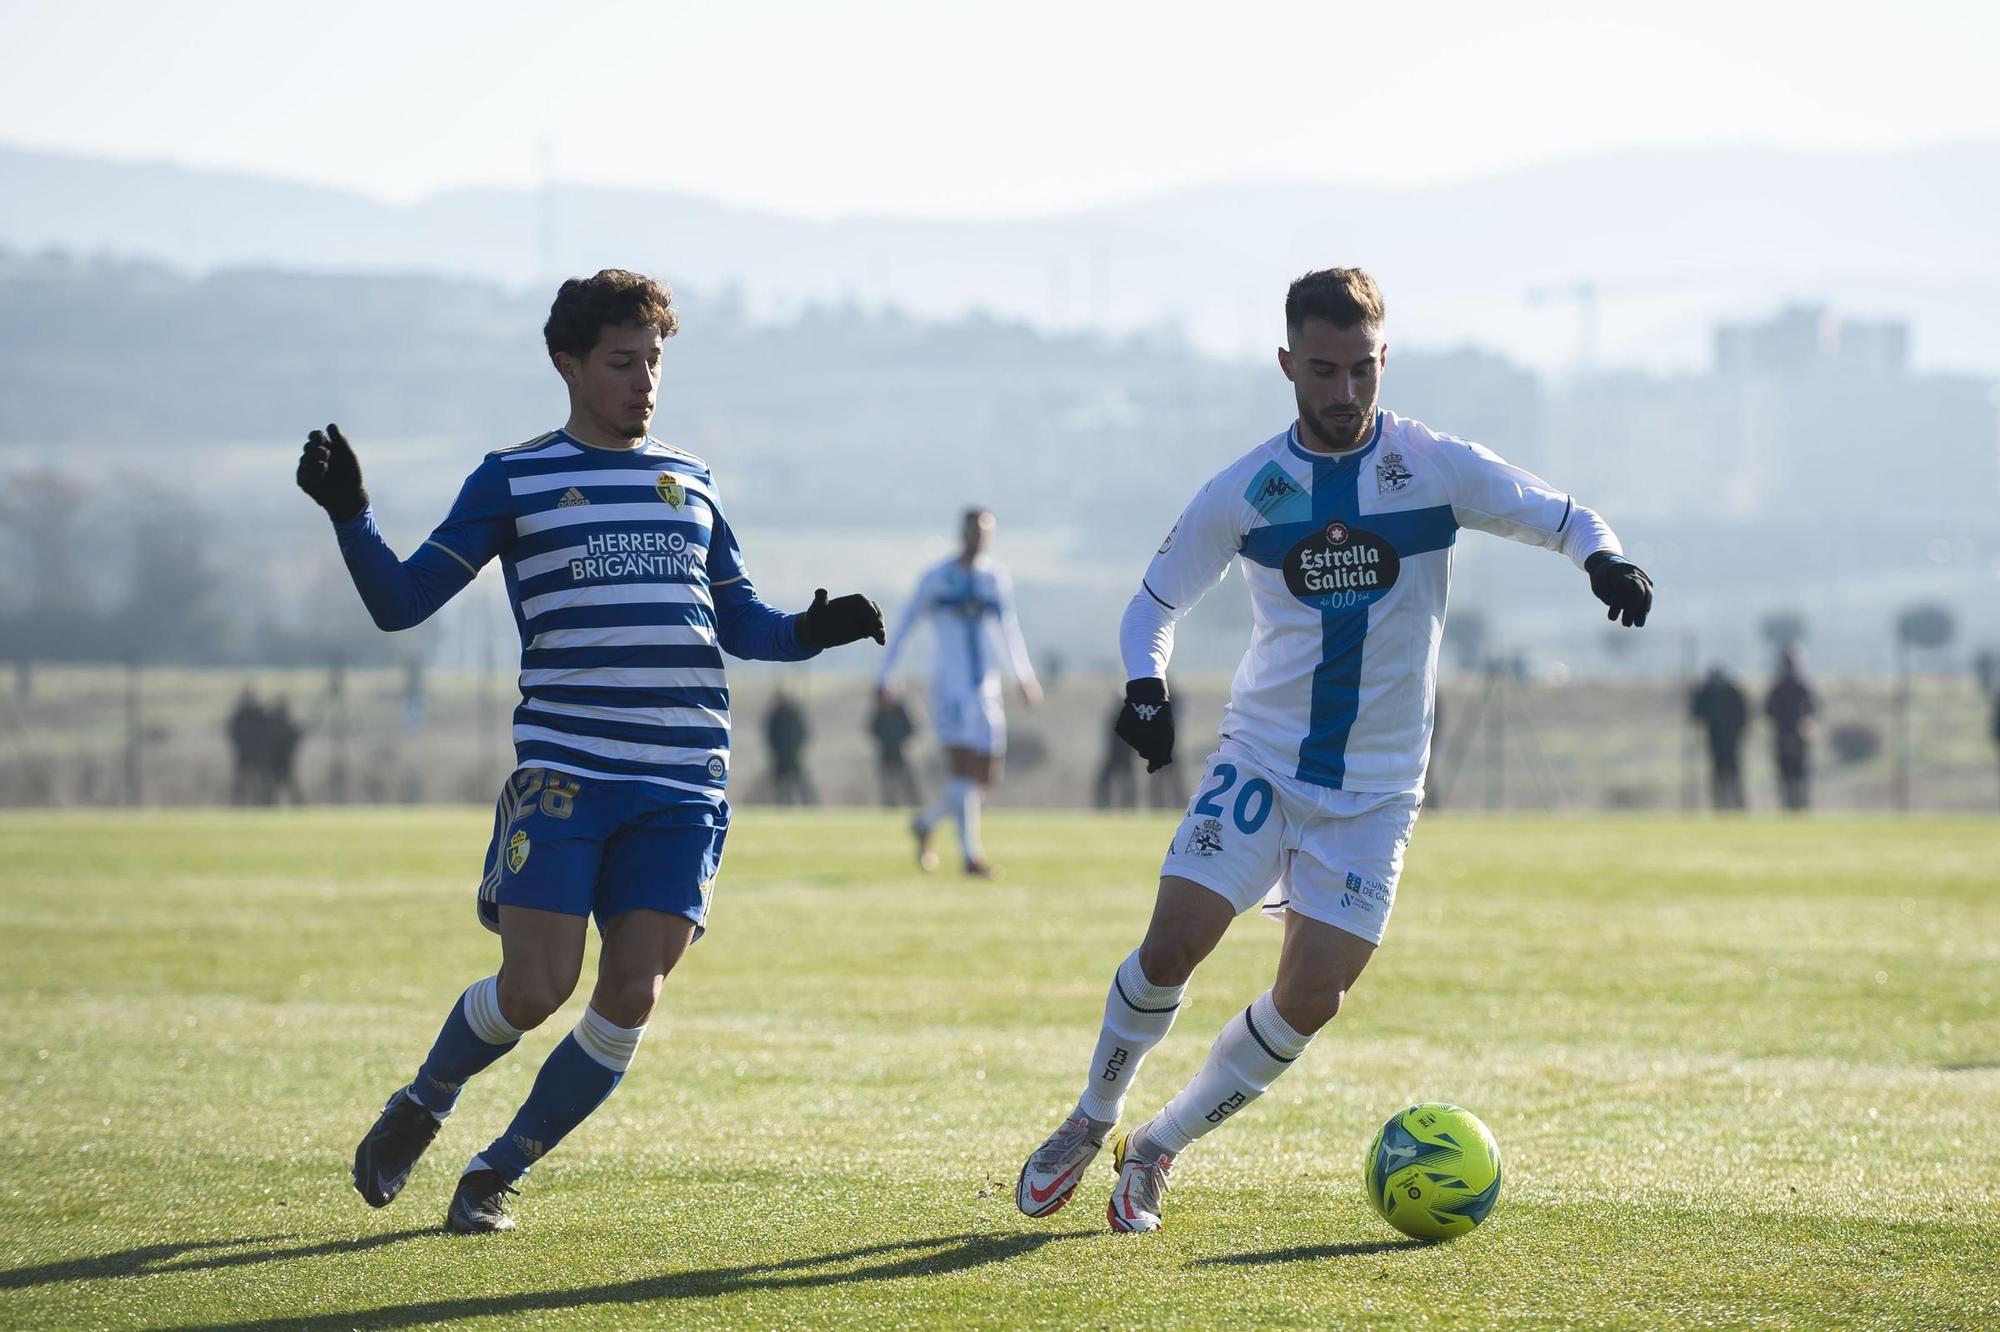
[[1193, 763, 1273, 834]]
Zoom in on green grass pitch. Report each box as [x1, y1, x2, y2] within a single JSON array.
[[2, 810, 1996, 1329]]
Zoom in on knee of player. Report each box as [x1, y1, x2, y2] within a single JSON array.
[[592, 972, 665, 1029], [1270, 978, 1346, 1035], [1136, 936, 1201, 989], [497, 971, 576, 1031]]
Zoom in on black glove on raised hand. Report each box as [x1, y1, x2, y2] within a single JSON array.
[[1586, 551, 1653, 628], [1114, 677, 1176, 773], [796, 588, 885, 649], [295, 423, 369, 523]]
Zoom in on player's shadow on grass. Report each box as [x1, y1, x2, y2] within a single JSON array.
[[193, 1230, 1092, 1330], [1193, 1237, 1428, 1266], [0, 1229, 436, 1289]]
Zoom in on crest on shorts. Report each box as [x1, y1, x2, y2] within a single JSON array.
[[506, 829, 531, 874], [656, 473, 686, 508], [1188, 818, 1225, 857]]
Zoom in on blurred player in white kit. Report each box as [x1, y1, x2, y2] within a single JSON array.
[[876, 508, 1041, 878]]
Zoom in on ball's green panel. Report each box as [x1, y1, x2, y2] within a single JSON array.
[[1364, 1102, 1503, 1241]]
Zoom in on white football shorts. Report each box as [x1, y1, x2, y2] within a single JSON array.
[[931, 687, 1006, 756], [1159, 738, 1422, 945]]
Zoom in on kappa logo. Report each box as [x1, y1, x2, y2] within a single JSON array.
[[506, 829, 531, 874], [656, 473, 686, 508], [1132, 702, 1164, 721], [556, 487, 591, 508], [1376, 451, 1414, 494]]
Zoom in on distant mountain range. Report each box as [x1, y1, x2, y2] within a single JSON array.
[[5, 142, 1998, 372]]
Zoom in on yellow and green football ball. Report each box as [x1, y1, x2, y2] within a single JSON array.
[[1364, 1102, 1503, 1240]]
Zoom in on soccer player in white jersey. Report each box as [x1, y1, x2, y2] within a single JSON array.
[[295, 270, 884, 1233], [876, 508, 1041, 877], [1015, 267, 1653, 1232]]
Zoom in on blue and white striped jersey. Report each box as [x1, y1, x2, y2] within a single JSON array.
[[1121, 410, 1619, 794], [334, 430, 815, 801]]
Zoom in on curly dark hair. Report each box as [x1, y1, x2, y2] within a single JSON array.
[[542, 269, 679, 363], [1285, 268, 1385, 339]]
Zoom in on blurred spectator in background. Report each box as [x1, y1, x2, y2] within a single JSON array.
[[870, 695, 920, 807], [765, 690, 816, 806], [227, 686, 264, 805], [1765, 649, 1816, 812], [1689, 666, 1750, 810], [1990, 687, 2000, 812], [266, 698, 306, 805], [1094, 692, 1138, 809]]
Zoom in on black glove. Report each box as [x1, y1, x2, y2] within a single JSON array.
[[796, 588, 885, 649], [1586, 551, 1653, 628], [1114, 677, 1175, 773], [295, 423, 369, 523]]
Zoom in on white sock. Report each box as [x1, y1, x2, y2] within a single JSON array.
[[1076, 950, 1186, 1125], [916, 782, 956, 832], [955, 780, 985, 863], [1140, 990, 1311, 1157], [572, 1005, 647, 1072], [464, 974, 525, 1045]]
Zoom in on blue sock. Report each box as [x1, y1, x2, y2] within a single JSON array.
[[473, 1007, 647, 1181], [409, 976, 522, 1118]]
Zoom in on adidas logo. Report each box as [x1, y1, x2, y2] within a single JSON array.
[[556, 487, 590, 508]]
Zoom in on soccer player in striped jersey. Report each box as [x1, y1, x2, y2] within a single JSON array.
[[1015, 268, 1653, 1232], [297, 269, 884, 1233], [875, 509, 1041, 877]]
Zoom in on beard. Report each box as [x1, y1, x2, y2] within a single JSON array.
[[1296, 396, 1374, 452]]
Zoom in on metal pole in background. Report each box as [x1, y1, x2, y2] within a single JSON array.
[[123, 656, 141, 807], [1891, 637, 1910, 814], [326, 656, 350, 804], [1679, 630, 1698, 813]]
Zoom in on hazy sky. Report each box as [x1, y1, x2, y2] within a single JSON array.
[[4, 0, 1995, 217]]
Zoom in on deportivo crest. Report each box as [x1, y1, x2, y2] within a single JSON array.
[[656, 473, 686, 508], [506, 829, 531, 874], [1187, 818, 1225, 857], [1376, 451, 1413, 494]]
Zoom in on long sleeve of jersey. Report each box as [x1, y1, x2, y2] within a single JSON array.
[[331, 460, 514, 631], [1439, 437, 1619, 568], [706, 508, 818, 662], [874, 568, 932, 686], [1119, 479, 1245, 682], [992, 567, 1039, 688]]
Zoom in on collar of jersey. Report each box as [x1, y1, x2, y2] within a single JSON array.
[[559, 428, 656, 455], [1287, 412, 1382, 466]]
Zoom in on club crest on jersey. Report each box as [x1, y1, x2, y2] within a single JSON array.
[[706, 756, 726, 779], [1376, 451, 1414, 494], [506, 830, 531, 874], [1284, 523, 1400, 610], [656, 473, 686, 508]]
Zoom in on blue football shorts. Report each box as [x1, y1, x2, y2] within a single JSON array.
[[475, 766, 727, 938]]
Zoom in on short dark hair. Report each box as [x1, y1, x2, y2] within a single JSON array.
[[1285, 268, 1385, 339], [543, 269, 679, 364]]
